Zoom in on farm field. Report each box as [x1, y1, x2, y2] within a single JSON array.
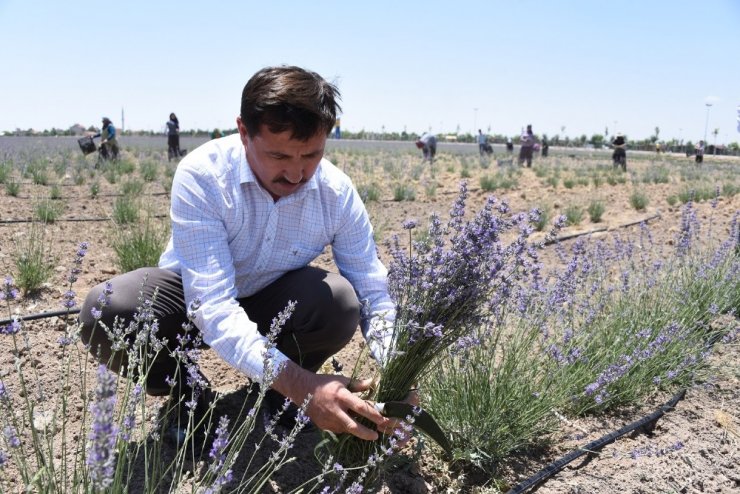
[[0, 136, 738, 493]]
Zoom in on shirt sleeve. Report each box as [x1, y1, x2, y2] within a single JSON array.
[[168, 162, 289, 381], [330, 183, 396, 365]]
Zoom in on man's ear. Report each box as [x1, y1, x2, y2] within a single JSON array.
[[236, 117, 250, 147]]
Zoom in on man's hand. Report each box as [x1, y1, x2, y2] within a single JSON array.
[[271, 361, 390, 441], [376, 388, 420, 448]]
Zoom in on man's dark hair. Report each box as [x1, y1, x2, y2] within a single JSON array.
[[240, 66, 341, 141]]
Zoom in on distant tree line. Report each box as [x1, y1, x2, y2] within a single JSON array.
[[4, 126, 738, 155]]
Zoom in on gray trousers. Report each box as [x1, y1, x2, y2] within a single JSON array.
[[79, 266, 360, 396]]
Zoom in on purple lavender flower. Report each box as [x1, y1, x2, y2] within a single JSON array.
[[0, 318, 21, 335], [120, 384, 142, 442], [0, 382, 8, 403], [86, 365, 119, 489], [0, 450, 7, 469], [402, 219, 418, 230], [3, 426, 20, 448], [1, 277, 19, 301], [62, 289, 76, 309]]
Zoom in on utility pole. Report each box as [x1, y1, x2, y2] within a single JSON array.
[[121, 107, 125, 133]]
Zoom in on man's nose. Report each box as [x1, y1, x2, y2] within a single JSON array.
[[284, 170, 303, 184]]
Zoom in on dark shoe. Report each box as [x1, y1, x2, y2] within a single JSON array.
[[163, 387, 215, 455]]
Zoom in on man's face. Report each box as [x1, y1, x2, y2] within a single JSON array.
[[237, 118, 326, 200]]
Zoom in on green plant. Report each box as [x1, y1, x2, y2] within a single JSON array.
[[479, 174, 498, 192], [49, 184, 63, 200], [546, 176, 559, 188], [392, 183, 416, 201], [564, 204, 583, 225], [460, 166, 472, 178], [629, 190, 649, 211], [112, 195, 140, 224], [563, 178, 575, 189], [139, 160, 159, 182], [0, 163, 11, 183], [111, 218, 170, 271], [5, 180, 20, 197], [90, 181, 100, 198], [12, 222, 56, 295], [587, 200, 606, 222], [357, 182, 381, 202], [533, 204, 552, 232], [121, 178, 145, 197], [34, 198, 64, 223], [666, 195, 678, 206]]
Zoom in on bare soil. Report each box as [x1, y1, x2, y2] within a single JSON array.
[[0, 141, 737, 493]]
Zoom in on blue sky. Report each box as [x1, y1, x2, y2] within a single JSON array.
[[1, 0, 739, 143]]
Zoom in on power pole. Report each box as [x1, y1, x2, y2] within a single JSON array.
[[121, 107, 125, 133]]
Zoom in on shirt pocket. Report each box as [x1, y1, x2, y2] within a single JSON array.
[[286, 243, 324, 268]]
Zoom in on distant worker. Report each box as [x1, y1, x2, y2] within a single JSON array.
[[477, 129, 492, 156], [210, 128, 223, 140], [506, 137, 514, 154], [166, 113, 181, 161], [416, 132, 437, 163], [541, 135, 549, 157], [695, 140, 705, 164], [93, 117, 119, 161], [518, 124, 537, 167], [611, 133, 627, 171], [334, 118, 341, 139]]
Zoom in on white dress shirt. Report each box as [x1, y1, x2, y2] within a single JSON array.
[[159, 134, 394, 380]]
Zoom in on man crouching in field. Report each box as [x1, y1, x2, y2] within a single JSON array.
[[80, 65, 409, 450]]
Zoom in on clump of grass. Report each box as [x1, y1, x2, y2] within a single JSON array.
[[49, 184, 63, 200], [592, 174, 603, 188], [112, 195, 140, 224], [392, 183, 416, 201], [666, 195, 678, 206], [533, 204, 552, 232], [629, 189, 650, 211], [357, 182, 381, 202], [0, 162, 11, 183], [139, 160, 159, 182], [722, 182, 738, 197], [5, 180, 20, 197], [121, 178, 144, 197], [565, 204, 583, 225], [460, 166, 472, 178], [563, 178, 576, 189], [480, 175, 498, 192], [587, 200, 606, 222], [12, 222, 56, 295], [546, 176, 559, 188], [424, 182, 438, 199], [34, 198, 64, 223], [111, 218, 169, 271], [89, 181, 100, 198]]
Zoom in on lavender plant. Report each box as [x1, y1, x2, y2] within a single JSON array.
[[326, 183, 563, 479], [421, 203, 738, 472], [0, 245, 328, 493]]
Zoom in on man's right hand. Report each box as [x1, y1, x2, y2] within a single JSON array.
[[271, 361, 390, 441]]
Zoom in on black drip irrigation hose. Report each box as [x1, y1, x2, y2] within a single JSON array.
[[505, 389, 687, 494], [0, 214, 168, 225], [0, 308, 80, 326]]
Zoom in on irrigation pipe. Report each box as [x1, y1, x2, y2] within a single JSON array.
[[0, 214, 168, 225], [505, 388, 687, 494], [0, 308, 80, 326], [544, 212, 661, 245]]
